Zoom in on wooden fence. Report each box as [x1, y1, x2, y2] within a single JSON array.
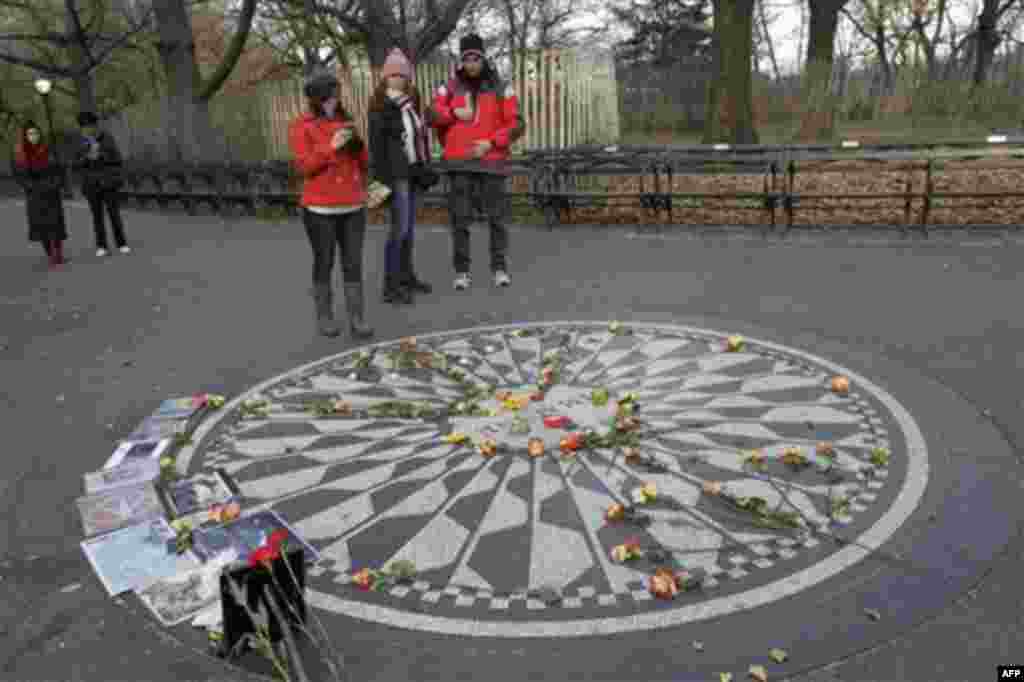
[[262, 48, 620, 160]]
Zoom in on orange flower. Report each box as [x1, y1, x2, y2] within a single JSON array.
[[478, 438, 498, 457], [559, 433, 581, 453], [703, 481, 723, 496], [495, 390, 512, 402], [616, 416, 639, 432], [528, 438, 545, 458], [816, 441, 836, 458], [623, 447, 642, 465], [649, 567, 680, 599], [606, 503, 626, 522], [352, 568, 374, 590], [831, 375, 850, 394]]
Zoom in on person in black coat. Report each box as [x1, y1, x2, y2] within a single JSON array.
[[75, 111, 130, 257], [12, 121, 68, 269], [368, 48, 436, 305]]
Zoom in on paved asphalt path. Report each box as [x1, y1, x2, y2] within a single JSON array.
[[1, 197, 1023, 682]]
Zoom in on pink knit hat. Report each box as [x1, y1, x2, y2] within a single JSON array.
[[381, 49, 413, 79]]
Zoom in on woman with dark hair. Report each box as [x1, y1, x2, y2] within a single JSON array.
[[287, 68, 374, 339], [12, 120, 68, 269], [368, 48, 434, 305]]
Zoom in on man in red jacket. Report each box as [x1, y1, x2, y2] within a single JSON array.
[[427, 33, 524, 291]]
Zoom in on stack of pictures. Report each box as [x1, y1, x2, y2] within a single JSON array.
[[191, 510, 321, 565], [126, 396, 213, 443], [84, 458, 161, 495], [80, 518, 200, 596], [76, 481, 168, 537], [158, 469, 241, 526], [79, 392, 322, 637]]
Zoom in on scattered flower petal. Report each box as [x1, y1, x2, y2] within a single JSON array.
[[831, 376, 850, 394], [768, 648, 788, 663], [726, 335, 745, 352], [749, 665, 768, 682], [606, 503, 626, 522], [528, 438, 545, 458], [703, 481, 723, 496]]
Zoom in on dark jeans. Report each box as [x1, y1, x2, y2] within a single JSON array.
[[86, 191, 127, 250], [386, 180, 416, 275], [302, 208, 367, 286], [447, 172, 508, 273]]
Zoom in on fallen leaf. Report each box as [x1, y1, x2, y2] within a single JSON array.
[[768, 648, 788, 663], [748, 665, 768, 681]]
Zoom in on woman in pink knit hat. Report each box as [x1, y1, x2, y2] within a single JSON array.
[[368, 48, 437, 305]]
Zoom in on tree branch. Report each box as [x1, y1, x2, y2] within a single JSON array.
[[198, 0, 258, 101]]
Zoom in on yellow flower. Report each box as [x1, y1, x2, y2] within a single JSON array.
[[632, 482, 657, 504], [745, 449, 766, 468], [726, 335, 745, 352], [443, 432, 468, 444], [605, 503, 626, 522], [207, 394, 226, 408]]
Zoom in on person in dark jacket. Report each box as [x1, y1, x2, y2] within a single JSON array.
[[426, 33, 524, 291], [368, 48, 434, 305], [12, 121, 68, 269], [75, 111, 130, 257]]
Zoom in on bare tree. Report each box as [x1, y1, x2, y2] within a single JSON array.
[[702, 0, 759, 143], [150, 0, 257, 161], [755, 0, 783, 81], [0, 0, 155, 113], [793, 0, 851, 141], [293, 0, 477, 68]]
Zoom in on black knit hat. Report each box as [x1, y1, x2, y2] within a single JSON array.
[[77, 111, 99, 126], [459, 34, 485, 58], [304, 68, 339, 99]]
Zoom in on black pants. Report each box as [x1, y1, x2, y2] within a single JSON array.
[[448, 172, 509, 273], [86, 191, 127, 250], [302, 208, 367, 286]]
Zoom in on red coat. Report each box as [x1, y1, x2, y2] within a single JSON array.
[[429, 71, 524, 161], [288, 112, 369, 207]]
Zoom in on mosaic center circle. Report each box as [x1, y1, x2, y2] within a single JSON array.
[[185, 322, 929, 637]]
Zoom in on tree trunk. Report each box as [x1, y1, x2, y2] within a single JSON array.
[[794, 0, 845, 142], [152, 0, 217, 162], [702, 0, 758, 144], [973, 5, 1001, 88]]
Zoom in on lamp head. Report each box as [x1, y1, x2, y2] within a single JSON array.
[[34, 78, 52, 95]]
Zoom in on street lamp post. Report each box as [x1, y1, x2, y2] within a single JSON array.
[[33, 78, 72, 199]]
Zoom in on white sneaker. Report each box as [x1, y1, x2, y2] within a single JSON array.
[[454, 273, 472, 290], [96, 248, 108, 257], [493, 270, 511, 288], [119, 246, 131, 254]]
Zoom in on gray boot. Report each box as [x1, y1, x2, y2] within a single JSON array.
[[312, 283, 340, 338], [343, 283, 374, 339]]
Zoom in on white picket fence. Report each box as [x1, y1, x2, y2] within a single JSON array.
[[263, 48, 620, 159]]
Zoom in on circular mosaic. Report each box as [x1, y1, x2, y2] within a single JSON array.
[[183, 322, 928, 637]]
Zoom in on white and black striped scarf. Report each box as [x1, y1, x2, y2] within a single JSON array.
[[392, 92, 428, 164]]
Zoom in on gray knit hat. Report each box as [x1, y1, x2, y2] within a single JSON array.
[[304, 68, 339, 99]]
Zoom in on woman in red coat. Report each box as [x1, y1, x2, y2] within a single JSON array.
[[288, 69, 375, 339], [12, 121, 68, 269]]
